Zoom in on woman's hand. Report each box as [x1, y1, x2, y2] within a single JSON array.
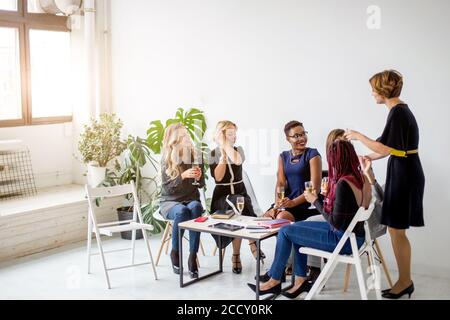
[[304, 189, 318, 204], [344, 130, 362, 141], [181, 168, 198, 180], [194, 167, 202, 180], [279, 197, 295, 209], [359, 155, 376, 184], [215, 130, 226, 147]]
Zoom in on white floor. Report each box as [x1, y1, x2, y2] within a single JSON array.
[[1, 234, 449, 300]]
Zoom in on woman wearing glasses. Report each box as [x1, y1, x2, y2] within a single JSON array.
[[264, 121, 322, 222]]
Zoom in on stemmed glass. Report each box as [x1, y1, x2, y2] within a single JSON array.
[[192, 152, 202, 186], [321, 177, 329, 204], [305, 181, 316, 209], [276, 186, 285, 211], [237, 196, 245, 215]]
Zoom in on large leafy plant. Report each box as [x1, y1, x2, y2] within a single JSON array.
[[147, 108, 208, 159], [78, 113, 126, 167]]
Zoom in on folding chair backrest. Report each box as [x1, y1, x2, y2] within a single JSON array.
[[199, 187, 208, 212], [85, 182, 142, 226], [86, 183, 135, 199], [243, 170, 264, 216]]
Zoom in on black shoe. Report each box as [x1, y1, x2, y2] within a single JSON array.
[[382, 282, 414, 299], [170, 250, 180, 275], [247, 283, 282, 296], [232, 254, 242, 274], [382, 288, 391, 294], [255, 271, 286, 283], [281, 280, 312, 299], [249, 242, 266, 261], [188, 253, 199, 279], [307, 266, 321, 284]]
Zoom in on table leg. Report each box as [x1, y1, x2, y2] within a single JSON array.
[[179, 226, 183, 288], [256, 240, 261, 300]]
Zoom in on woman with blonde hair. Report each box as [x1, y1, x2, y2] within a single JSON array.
[[209, 120, 261, 274], [346, 70, 425, 299], [160, 123, 205, 279]]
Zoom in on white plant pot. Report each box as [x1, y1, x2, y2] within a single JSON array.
[[87, 165, 106, 187]]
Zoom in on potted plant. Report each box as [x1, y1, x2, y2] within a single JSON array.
[[104, 135, 165, 239], [78, 113, 126, 187]]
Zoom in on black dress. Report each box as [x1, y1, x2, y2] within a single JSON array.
[[209, 146, 256, 248], [377, 104, 425, 229]]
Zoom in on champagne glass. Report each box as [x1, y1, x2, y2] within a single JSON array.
[[276, 186, 285, 211], [237, 196, 245, 216], [321, 177, 329, 204], [305, 181, 316, 209], [192, 163, 200, 186]]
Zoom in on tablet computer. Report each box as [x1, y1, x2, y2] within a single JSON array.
[[210, 222, 244, 232]]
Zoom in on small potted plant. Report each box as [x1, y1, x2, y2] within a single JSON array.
[[78, 113, 126, 186]]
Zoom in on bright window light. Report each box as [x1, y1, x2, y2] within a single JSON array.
[[0, 27, 22, 121], [29, 29, 72, 118], [0, 0, 17, 11]]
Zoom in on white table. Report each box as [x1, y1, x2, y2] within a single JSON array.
[[178, 215, 292, 300]]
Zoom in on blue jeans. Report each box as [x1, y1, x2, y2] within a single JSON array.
[[166, 201, 203, 253], [269, 221, 365, 280]]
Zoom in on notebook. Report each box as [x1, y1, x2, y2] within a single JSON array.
[[257, 219, 291, 229], [210, 209, 235, 220]]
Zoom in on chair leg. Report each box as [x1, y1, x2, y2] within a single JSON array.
[[165, 224, 173, 255], [367, 246, 382, 300], [374, 240, 394, 288], [305, 255, 340, 300], [141, 228, 158, 281], [131, 229, 136, 265], [156, 223, 171, 266], [94, 231, 111, 289], [343, 264, 352, 292], [199, 238, 206, 256], [87, 213, 93, 274], [212, 246, 218, 257], [351, 237, 368, 300]]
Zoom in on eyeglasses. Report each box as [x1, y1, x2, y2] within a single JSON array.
[[287, 132, 308, 140]]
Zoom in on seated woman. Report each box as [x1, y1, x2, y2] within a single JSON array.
[[160, 123, 205, 279], [209, 120, 262, 274], [264, 121, 322, 222], [248, 140, 372, 299]]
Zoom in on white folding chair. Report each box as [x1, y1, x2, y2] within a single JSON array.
[[301, 197, 382, 300], [154, 188, 207, 266], [86, 181, 158, 289]]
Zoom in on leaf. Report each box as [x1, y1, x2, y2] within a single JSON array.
[[146, 120, 165, 154]]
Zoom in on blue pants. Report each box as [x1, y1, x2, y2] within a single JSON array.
[[166, 201, 203, 253], [269, 221, 365, 280]]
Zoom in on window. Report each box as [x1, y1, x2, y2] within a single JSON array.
[[0, 0, 71, 127], [0, 0, 18, 12]]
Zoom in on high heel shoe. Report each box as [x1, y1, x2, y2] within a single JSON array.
[[281, 280, 312, 299], [188, 252, 199, 279], [170, 250, 180, 275], [247, 283, 282, 296], [255, 271, 286, 283], [382, 282, 415, 299], [232, 254, 242, 274], [249, 242, 266, 261]]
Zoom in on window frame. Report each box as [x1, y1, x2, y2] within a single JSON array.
[[0, 0, 71, 128]]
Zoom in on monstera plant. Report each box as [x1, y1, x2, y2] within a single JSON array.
[[147, 107, 209, 158]]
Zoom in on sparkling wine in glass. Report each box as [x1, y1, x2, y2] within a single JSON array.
[[277, 186, 285, 211], [321, 177, 329, 204], [192, 164, 200, 186], [237, 196, 245, 215], [305, 181, 316, 209]]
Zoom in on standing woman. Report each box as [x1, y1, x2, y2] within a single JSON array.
[[160, 123, 205, 279], [209, 121, 261, 274], [345, 70, 425, 299]]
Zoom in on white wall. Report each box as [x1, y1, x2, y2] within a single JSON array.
[[109, 0, 450, 278]]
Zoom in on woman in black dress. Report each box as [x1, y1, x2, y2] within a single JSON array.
[[209, 120, 261, 274], [345, 70, 425, 299]]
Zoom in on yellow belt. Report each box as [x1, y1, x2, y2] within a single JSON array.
[[390, 149, 419, 158]]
